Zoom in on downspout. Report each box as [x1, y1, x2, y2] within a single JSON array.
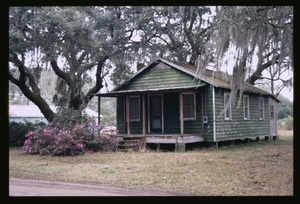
[[212, 86, 217, 148], [204, 86, 207, 116]]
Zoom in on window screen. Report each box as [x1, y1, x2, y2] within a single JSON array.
[[224, 92, 231, 120], [259, 97, 264, 120], [183, 93, 196, 120], [243, 95, 249, 120], [129, 96, 140, 121]]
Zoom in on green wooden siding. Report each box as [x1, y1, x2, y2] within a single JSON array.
[[212, 88, 270, 142], [203, 85, 215, 142], [121, 65, 201, 91]]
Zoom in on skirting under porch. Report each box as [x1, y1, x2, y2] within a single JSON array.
[[117, 134, 205, 144]]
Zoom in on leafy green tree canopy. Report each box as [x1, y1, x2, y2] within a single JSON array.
[[277, 94, 293, 120], [9, 6, 150, 121], [9, 6, 293, 122]]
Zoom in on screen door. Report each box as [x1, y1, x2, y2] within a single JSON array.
[[149, 95, 162, 133]]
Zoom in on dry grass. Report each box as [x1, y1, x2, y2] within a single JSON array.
[[9, 130, 293, 196]]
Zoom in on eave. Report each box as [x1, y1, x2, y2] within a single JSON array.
[[96, 84, 206, 97]]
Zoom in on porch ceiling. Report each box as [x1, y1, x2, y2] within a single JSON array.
[[95, 84, 205, 97]]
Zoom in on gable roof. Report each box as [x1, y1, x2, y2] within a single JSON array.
[[96, 58, 277, 99]]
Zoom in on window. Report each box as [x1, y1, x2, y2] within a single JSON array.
[[243, 95, 249, 120], [183, 93, 196, 120], [129, 96, 140, 121], [259, 97, 264, 120], [270, 104, 274, 120], [224, 92, 231, 120]]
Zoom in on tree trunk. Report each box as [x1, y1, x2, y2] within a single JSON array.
[[10, 74, 55, 121], [69, 90, 82, 110], [188, 52, 197, 65], [9, 53, 55, 122], [19, 86, 55, 121]]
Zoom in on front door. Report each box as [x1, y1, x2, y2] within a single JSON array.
[[149, 95, 163, 133]]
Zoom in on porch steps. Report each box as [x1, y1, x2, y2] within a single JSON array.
[[118, 137, 146, 152]]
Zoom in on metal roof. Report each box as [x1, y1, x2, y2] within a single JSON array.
[[9, 105, 54, 117], [9, 105, 100, 118]]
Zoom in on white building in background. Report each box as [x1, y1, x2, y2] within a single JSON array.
[[9, 105, 102, 124]]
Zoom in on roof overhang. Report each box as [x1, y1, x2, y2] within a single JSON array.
[[95, 84, 206, 97]]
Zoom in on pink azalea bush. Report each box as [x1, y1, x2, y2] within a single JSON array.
[[23, 108, 118, 156]]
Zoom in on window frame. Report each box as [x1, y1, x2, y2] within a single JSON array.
[[243, 95, 250, 120], [259, 97, 264, 120], [129, 95, 140, 122], [182, 92, 196, 121], [224, 92, 232, 120], [270, 104, 274, 120]]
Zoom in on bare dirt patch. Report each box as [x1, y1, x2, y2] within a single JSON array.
[[9, 178, 183, 196]]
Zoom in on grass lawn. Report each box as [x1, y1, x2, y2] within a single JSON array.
[[9, 130, 293, 196]]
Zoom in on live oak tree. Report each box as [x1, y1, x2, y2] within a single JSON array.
[[9, 6, 148, 121], [126, 6, 213, 66], [198, 6, 293, 106], [9, 7, 55, 120], [9, 6, 214, 121], [9, 6, 293, 121]]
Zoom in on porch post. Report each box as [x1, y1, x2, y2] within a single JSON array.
[[179, 92, 184, 135], [98, 95, 101, 126], [126, 95, 130, 135], [142, 94, 146, 136]]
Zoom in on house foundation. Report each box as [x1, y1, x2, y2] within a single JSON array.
[[175, 143, 186, 152]]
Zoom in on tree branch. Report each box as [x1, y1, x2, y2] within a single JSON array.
[[9, 72, 20, 86], [77, 50, 87, 65], [9, 66, 55, 121], [155, 36, 170, 45], [9, 52, 27, 85], [77, 61, 98, 77], [50, 59, 71, 86], [246, 54, 279, 85], [127, 29, 134, 40], [83, 56, 109, 104], [25, 69, 41, 95]]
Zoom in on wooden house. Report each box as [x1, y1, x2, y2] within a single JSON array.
[[95, 58, 279, 151]]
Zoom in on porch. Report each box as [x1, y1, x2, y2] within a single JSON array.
[[96, 87, 206, 147]]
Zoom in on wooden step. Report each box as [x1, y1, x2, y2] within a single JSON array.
[[118, 138, 145, 152], [123, 139, 143, 142], [119, 143, 138, 147]]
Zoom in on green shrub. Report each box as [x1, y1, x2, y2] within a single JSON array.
[[9, 121, 47, 147]]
